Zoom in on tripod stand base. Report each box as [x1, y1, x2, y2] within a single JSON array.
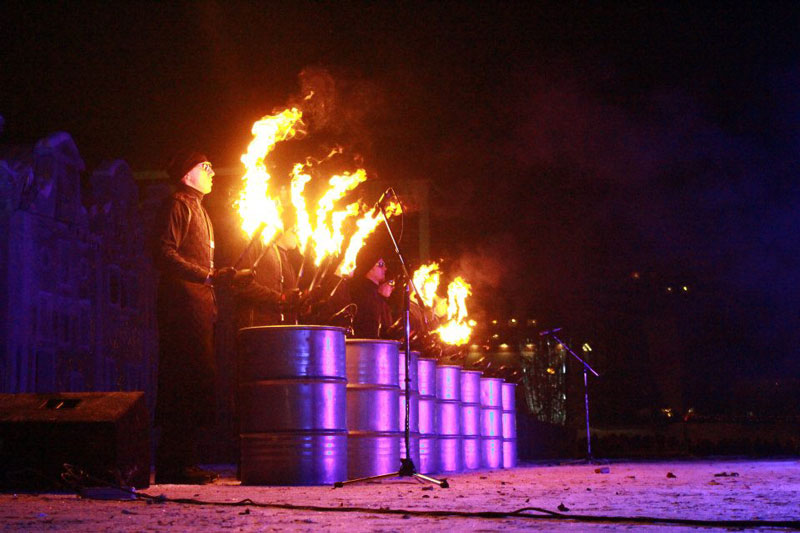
[[334, 458, 448, 488]]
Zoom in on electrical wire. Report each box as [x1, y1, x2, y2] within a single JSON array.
[[131, 493, 800, 529], [61, 464, 800, 530]]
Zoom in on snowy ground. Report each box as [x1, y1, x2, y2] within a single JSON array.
[[1, 458, 798, 531]]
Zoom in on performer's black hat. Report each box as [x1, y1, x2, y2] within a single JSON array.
[[354, 233, 391, 278], [166, 149, 208, 182]]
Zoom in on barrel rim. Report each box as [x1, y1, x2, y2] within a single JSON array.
[[436, 364, 464, 369], [240, 430, 348, 437], [239, 324, 348, 333], [239, 377, 347, 385], [345, 338, 401, 345], [347, 430, 405, 437]]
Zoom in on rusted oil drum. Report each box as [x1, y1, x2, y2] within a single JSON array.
[[436, 365, 463, 473], [399, 350, 420, 466], [461, 370, 482, 470], [345, 339, 401, 478], [237, 325, 347, 485], [416, 357, 439, 474], [501, 381, 517, 468], [480, 377, 504, 469]]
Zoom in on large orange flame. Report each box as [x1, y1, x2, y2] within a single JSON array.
[[237, 108, 304, 243], [412, 262, 441, 308], [290, 163, 313, 254], [336, 199, 401, 277], [310, 169, 368, 265], [238, 107, 397, 277], [435, 276, 473, 345]]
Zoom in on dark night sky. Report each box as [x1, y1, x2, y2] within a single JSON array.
[[3, 2, 799, 401]]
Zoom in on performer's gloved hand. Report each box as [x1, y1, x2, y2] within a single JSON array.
[[211, 266, 237, 287], [232, 268, 255, 287], [300, 285, 326, 306], [298, 285, 328, 317], [279, 288, 301, 311]]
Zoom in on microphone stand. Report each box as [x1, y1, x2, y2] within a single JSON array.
[[542, 329, 602, 464], [334, 190, 448, 488]]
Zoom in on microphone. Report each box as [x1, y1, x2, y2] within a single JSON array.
[[375, 187, 395, 210], [539, 327, 562, 336]]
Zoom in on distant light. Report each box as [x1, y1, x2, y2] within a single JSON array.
[[492, 333, 499, 339], [666, 286, 673, 293], [525, 343, 534, 349], [527, 319, 537, 326], [499, 343, 509, 349], [491, 319, 498, 325], [631, 271, 641, 279], [682, 286, 689, 292], [582, 343, 592, 352], [468, 319, 477, 327], [546, 367, 556, 375]]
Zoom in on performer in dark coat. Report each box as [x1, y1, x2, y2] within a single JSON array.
[[346, 238, 392, 339], [152, 150, 234, 484], [233, 228, 302, 327]]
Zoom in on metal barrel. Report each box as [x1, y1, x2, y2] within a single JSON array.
[[237, 325, 347, 485], [418, 434, 438, 474], [399, 350, 420, 466], [417, 357, 437, 397], [416, 357, 439, 474], [345, 339, 401, 478], [463, 435, 481, 471], [501, 381, 518, 468], [436, 365, 463, 473], [480, 376, 504, 469], [460, 370, 482, 470], [399, 390, 419, 434], [418, 395, 437, 436], [398, 350, 420, 392], [436, 364, 461, 400], [461, 369, 481, 404]]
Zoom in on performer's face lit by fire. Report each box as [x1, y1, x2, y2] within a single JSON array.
[[184, 161, 214, 194], [366, 258, 387, 285]]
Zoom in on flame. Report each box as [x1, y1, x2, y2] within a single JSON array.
[[435, 276, 473, 345], [412, 262, 441, 308], [290, 163, 313, 253], [310, 169, 368, 265], [238, 107, 396, 276], [336, 199, 401, 277], [237, 108, 304, 243]]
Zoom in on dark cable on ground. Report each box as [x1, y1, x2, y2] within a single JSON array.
[[59, 464, 800, 530]]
